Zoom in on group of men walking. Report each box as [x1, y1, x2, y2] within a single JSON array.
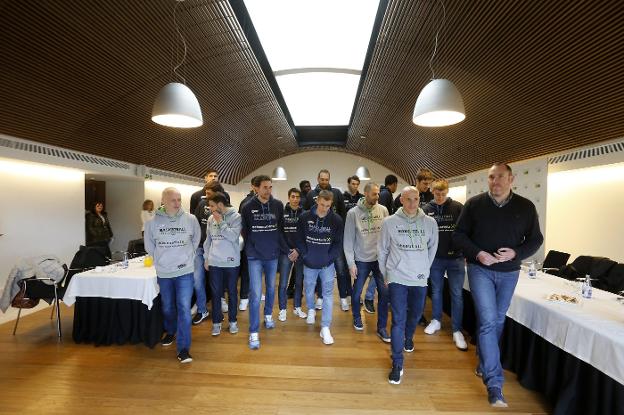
[[144, 162, 543, 408]]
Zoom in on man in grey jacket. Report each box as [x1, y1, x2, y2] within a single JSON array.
[[343, 182, 389, 341], [144, 187, 201, 364], [378, 186, 438, 385]]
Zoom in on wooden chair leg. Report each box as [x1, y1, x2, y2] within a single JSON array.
[[50, 298, 56, 320], [54, 285, 61, 338], [12, 308, 22, 335]]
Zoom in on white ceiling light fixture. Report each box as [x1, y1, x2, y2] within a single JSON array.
[[412, 0, 465, 128], [152, 0, 203, 128], [272, 166, 287, 181], [355, 166, 371, 181]]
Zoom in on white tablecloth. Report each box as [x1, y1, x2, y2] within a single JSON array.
[[507, 271, 624, 385], [64, 259, 159, 310]]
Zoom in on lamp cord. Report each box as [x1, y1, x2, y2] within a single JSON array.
[[172, 0, 188, 84], [428, 0, 447, 80]]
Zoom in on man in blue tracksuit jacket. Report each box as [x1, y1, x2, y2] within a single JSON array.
[[296, 190, 344, 346], [240, 175, 290, 350]]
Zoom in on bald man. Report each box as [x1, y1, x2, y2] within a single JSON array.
[[378, 186, 438, 385], [145, 187, 201, 364]]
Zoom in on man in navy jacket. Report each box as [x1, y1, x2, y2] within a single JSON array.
[[241, 175, 290, 350], [297, 190, 344, 345]]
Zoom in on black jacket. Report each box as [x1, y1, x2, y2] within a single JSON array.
[[296, 207, 344, 269], [304, 184, 346, 219], [343, 191, 363, 213], [283, 204, 305, 249], [238, 191, 255, 213], [378, 186, 395, 215], [423, 198, 463, 258], [194, 199, 212, 245], [190, 188, 230, 215], [85, 211, 113, 244], [452, 192, 543, 272]]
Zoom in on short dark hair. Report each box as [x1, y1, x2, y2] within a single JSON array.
[[347, 175, 360, 184], [317, 190, 334, 201], [318, 169, 330, 178], [256, 174, 272, 185], [204, 168, 218, 177], [251, 175, 261, 187], [492, 162, 513, 174], [416, 168, 434, 182], [299, 180, 310, 190], [89, 201, 104, 214], [384, 174, 398, 186], [207, 192, 230, 207], [204, 180, 225, 194], [142, 199, 154, 210], [288, 188, 301, 197]]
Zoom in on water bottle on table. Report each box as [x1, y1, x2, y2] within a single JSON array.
[[122, 251, 129, 269], [581, 274, 592, 299], [528, 260, 537, 279]]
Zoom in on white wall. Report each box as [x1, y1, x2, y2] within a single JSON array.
[[105, 178, 145, 253], [0, 158, 85, 323], [546, 162, 624, 263], [235, 150, 408, 203]]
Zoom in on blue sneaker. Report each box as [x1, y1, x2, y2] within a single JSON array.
[[353, 317, 364, 331], [487, 387, 508, 408], [249, 333, 260, 350], [377, 328, 391, 343], [264, 315, 275, 329]]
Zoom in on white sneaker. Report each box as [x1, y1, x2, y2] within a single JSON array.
[[315, 298, 323, 310], [453, 331, 468, 351], [306, 309, 316, 325], [424, 319, 441, 335], [212, 323, 222, 336], [221, 297, 228, 313], [320, 327, 334, 345], [229, 321, 239, 334], [278, 309, 287, 322], [340, 297, 349, 312], [264, 315, 275, 329], [239, 299, 249, 311], [293, 307, 307, 319]]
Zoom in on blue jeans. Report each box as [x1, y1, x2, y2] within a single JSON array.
[[193, 247, 208, 314], [247, 258, 278, 333], [335, 252, 352, 298], [351, 261, 388, 331], [278, 254, 304, 309], [467, 263, 519, 389], [388, 283, 427, 367], [209, 266, 240, 323], [304, 264, 335, 328], [365, 277, 376, 301], [158, 273, 194, 353], [430, 257, 466, 332]]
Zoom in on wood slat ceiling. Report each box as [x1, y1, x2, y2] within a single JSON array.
[[0, 0, 623, 184]]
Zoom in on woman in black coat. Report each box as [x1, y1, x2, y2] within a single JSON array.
[[85, 201, 113, 258]]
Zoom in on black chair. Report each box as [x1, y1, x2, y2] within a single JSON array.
[[601, 263, 624, 294], [11, 264, 82, 338], [558, 255, 594, 280], [541, 250, 570, 275], [127, 238, 146, 258], [70, 245, 110, 268]]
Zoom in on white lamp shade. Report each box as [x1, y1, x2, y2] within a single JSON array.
[[355, 166, 371, 180], [152, 82, 203, 128], [413, 79, 465, 127], [272, 166, 288, 181]]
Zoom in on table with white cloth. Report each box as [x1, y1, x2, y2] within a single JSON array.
[[440, 269, 624, 415], [64, 258, 163, 347]]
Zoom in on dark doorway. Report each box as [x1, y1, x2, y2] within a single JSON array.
[[85, 178, 106, 212]]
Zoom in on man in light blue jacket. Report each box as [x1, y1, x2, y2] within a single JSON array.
[[378, 186, 438, 385], [144, 187, 201, 364]]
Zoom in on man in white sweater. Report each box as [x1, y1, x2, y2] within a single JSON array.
[[378, 186, 438, 385]]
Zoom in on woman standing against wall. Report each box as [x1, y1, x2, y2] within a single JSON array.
[[85, 201, 113, 258]]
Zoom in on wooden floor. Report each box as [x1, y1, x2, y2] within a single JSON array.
[[0, 292, 550, 414]]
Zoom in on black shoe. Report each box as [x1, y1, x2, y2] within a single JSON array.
[[404, 338, 415, 352], [419, 316, 429, 327], [161, 333, 175, 346], [377, 328, 391, 343], [388, 364, 403, 385], [364, 299, 376, 314], [192, 311, 209, 325], [487, 387, 508, 407], [177, 349, 193, 364]]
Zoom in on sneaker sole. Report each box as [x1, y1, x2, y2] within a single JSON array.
[[456, 344, 469, 351], [178, 357, 193, 363], [249, 343, 260, 350], [319, 332, 334, 345], [377, 333, 391, 343], [404, 347, 415, 353], [364, 308, 375, 314], [229, 329, 238, 334], [212, 332, 221, 336], [353, 324, 364, 331], [490, 401, 508, 408]]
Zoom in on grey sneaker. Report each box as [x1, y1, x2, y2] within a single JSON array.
[[487, 387, 508, 408], [212, 323, 222, 336], [229, 321, 239, 334]]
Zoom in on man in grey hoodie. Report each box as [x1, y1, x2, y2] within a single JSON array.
[[343, 182, 390, 341], [378, 186, 438, 385], [144, 187, 201, 364]]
